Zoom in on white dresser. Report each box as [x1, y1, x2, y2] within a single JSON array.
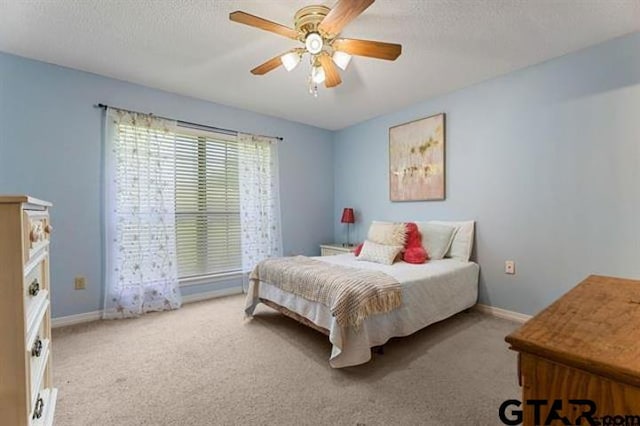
[[0, 196, 57, 425]]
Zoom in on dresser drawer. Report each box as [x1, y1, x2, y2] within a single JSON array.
[[24, 256, 49, 332], [26, 306, 51, 418], [322, 248, 344, 256], [23, 210, 51, 264], [29, 363, 57, 426], [320, 246, 354, 256]]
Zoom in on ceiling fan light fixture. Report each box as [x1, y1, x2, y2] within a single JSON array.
[[305, 32, 324, 55], [311, 65, 326, 84], [281, 51, 301, 71], [332, 51, 352, 71], [230, 1, 402, 94]]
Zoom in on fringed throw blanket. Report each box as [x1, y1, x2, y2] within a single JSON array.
[[250, 256, 402, 328]]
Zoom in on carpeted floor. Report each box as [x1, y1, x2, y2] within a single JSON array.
[[52, 294, 520, 425]]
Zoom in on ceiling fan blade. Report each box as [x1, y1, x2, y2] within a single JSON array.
[[251, 52, 288, 75], [318, 0, 374, 36], [333, 38, 402, 61], [318, 53, 342, 88], [229, 11, 299, 40]]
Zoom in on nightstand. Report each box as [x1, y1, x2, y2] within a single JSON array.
[[320, 244, 355, 256]]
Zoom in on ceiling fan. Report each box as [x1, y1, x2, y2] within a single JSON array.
[[229, 0, 402, 97]]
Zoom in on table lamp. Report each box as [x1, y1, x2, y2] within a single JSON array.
[[340, 208, 355, 247]]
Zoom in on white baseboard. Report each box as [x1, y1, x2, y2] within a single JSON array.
[[181, 286, 243, 304], [52, 286, 243, 329], [52, 310, 102, 328], [474, 303, 532, 323]]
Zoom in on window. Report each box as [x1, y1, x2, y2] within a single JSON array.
[[105, 107, 281, 316], [108, 112, 279, 289], [174, 126, 242, 280]]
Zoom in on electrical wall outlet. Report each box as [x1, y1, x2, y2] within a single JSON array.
[[74, 276, 86, 290], [505, 261, 516, 275]]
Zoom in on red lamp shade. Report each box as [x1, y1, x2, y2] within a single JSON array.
[[340, 208, 355, 224]]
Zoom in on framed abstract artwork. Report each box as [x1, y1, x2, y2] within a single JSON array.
[[389, 113, 446, 201]]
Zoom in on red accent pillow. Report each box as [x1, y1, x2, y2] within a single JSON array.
[[404, 247, 428, 264], [354, 242, 364, 256], [402, 222, 428, 264]]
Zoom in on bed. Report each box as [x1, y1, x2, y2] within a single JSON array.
[[244, 252, 479, 368]]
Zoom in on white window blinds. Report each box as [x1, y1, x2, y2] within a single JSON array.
[[175, 128, 242, 279]]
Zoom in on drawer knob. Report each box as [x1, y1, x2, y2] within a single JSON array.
[[32, 395, 44, 419], [45, 224, 53, 234], [28, 279, 40, 297], [32, 336, 43, 357]]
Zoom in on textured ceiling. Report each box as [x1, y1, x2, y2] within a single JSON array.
[[0, 0, 638, 130]]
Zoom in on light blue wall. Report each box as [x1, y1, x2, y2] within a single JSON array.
[[0, 53, 334, 318], [2, 32, 639, 320], [333, 32, 640, 316]]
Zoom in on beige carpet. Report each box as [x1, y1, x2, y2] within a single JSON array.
[[52, 294, 520, 425]]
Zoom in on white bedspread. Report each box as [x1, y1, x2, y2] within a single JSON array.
[[245, 254, 479, 368]]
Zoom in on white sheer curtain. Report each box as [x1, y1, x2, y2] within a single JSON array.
[[237, 133, 282, 290], [103, 108, 182, 318]]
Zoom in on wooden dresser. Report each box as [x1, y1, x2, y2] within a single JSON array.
[[506, 275, 640, 425], [0, 196, 57, 425]]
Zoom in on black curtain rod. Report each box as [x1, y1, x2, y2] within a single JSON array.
[[94, 103, 284, 141]]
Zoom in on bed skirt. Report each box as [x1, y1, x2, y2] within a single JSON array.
[[260, 298, 330, 336]]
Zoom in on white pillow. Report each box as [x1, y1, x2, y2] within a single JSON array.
[[357, 240, 403, 265], [428, 220, 475, 262], [416, 223, 456, 260], [367, 221, 406, 247]]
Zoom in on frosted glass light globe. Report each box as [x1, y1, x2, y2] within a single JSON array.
[[305, 33, 323, 55], [332, 51, 352, 71], [281, 51, 301, 71], [311, 66, 325, 84]]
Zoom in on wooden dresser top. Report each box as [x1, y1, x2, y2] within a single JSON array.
[[506, 275, 640, 388], [0, 196, 51, 207]]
